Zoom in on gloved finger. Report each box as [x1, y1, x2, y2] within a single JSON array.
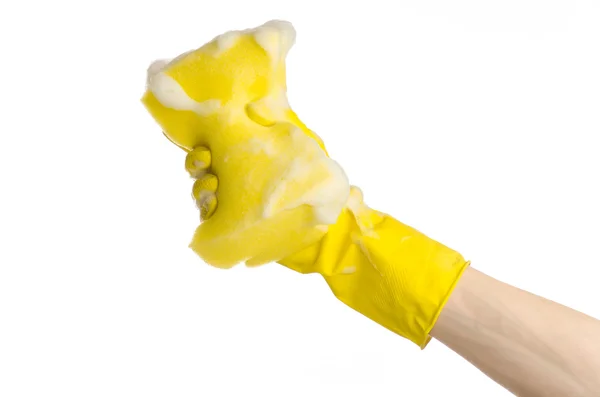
[[185, 146, 212, 177], [192, 173, 219, 220]]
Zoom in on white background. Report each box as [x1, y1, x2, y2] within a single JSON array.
[[1, 1, 599, 396]]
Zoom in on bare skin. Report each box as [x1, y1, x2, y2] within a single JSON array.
[[430, 267, 600, 397]]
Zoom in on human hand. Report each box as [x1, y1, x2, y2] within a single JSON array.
[[143, 20, 469, 348]]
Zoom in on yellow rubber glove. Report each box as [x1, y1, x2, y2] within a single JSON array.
[[142, 21, 470, 348], [280, 187, 469, 348]]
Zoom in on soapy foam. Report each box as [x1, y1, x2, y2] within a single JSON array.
[[346, 187, 365, 216], [216, 30, 241, 54], [196, 190, 216, 207], [146, 60, 169, 85], [148, 72, 221, 115], [263, 20, 296, 52], [253, 20, 296, 62], [146, 50, 191, 84], [201, 20, 296, 62], [246, 137, 278, 156], [263, 128, 350, 225], [303, 163, 350, 224], [288, 129, 349, 224], [263, 88, 291, 119]]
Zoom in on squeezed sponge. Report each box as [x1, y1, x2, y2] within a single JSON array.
[[141, 20, 350, 268]]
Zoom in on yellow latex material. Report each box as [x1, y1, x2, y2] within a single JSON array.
[[141, 21, 350, 268], [280, 187, 469, 348], [143, 20, 469, 348]]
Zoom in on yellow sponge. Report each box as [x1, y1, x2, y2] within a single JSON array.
[[141, 21, 350, 268]]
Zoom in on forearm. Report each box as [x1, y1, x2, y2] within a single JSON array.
[[430, 267, 600, 397]]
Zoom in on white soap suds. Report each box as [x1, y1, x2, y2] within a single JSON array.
[[346, 187, 365, 216], [262, 157, 309, 219], [196, 190, 216, 208], [246, 137, 278, 156], [194, 99, 221, 116], [303, 161, 351, 224], [313, 201, 344, 225], [149, 72, 198, 111], [262, 128, 350, 225], [264, 88, 290, 118], [146, 59, 169, 85], [148, 72, 221, 115], [145, 50, 192, 85], [253, 20, 296, 62], [345, 187, 381, 238], [247, 88, 291, 125], [216, 30, 241, 54], [263, 20, 296, 51]]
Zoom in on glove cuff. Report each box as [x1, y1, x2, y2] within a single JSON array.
[[351, 215, 470, 347], [280, 188, 470, 348]]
